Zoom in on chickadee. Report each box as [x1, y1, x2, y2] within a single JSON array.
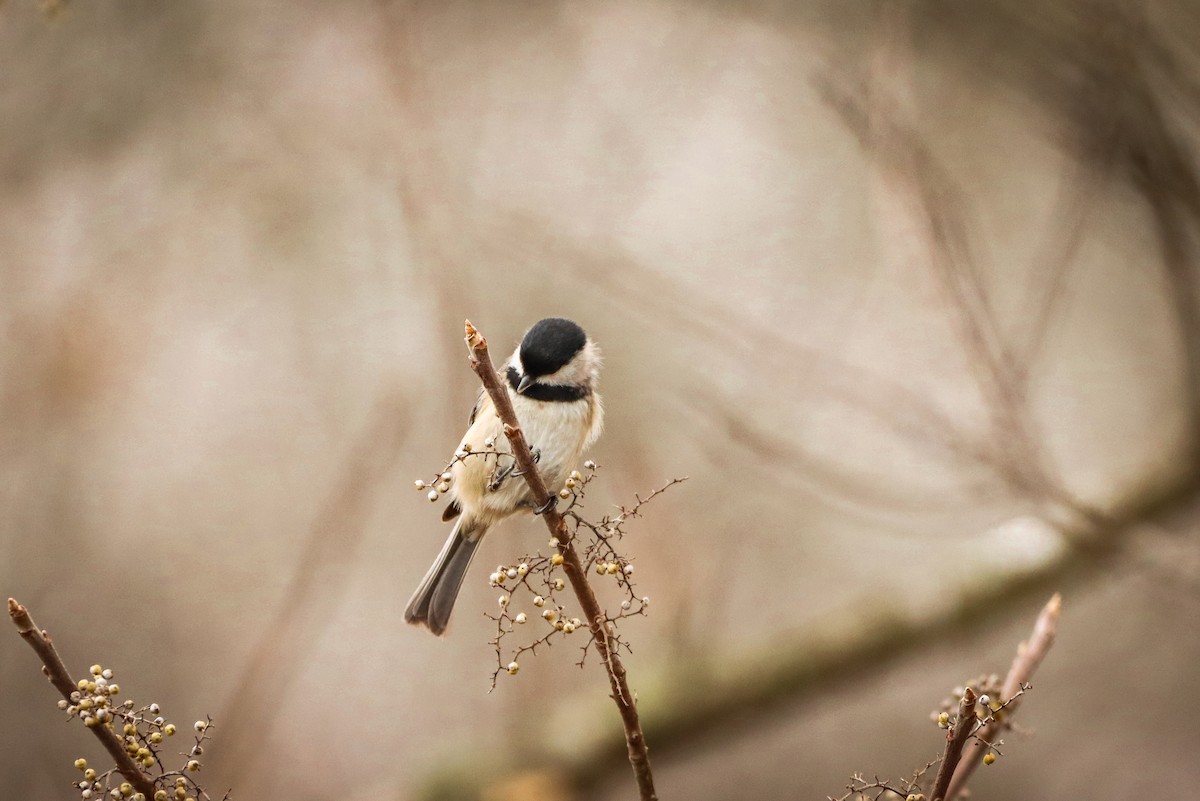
[[404, 318, 603, 635]]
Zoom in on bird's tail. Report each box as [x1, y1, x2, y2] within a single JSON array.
[[404, 518, 483, 636]]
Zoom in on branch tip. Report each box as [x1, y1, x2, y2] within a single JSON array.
[[9, 598, 33, 632], [464, 319, 486, 351]]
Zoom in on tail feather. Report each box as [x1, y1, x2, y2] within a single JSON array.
[[404, 519, 483, 635]]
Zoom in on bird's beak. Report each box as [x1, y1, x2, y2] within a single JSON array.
[[517, 374, 535, 394]]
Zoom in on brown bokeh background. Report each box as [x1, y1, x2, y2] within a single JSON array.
[[3, 2, 1200, 799]]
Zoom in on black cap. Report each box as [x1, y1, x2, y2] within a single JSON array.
[[519, 318, 587, 378]]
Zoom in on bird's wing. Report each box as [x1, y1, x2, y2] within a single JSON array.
[[467, 386, 487, 425]]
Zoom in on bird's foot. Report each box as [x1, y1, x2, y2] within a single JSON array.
[[512, 447, 541, 477]]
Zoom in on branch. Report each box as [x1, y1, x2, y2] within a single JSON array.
[[944, 593, 1061, 800], [8, 598, 157, 798], [463, 320, 658, 801], [930, 686, 977, 801]]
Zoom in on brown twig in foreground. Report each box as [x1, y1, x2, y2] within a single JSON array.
[[463, 320, 658, 801], [944, 593, 1062, 800], [930, 686, 977, 801], [8, 597, 157, 798]]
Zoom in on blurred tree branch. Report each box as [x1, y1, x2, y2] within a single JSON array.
[[429, 467, 1192, 801]]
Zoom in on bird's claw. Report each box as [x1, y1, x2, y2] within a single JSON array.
[[534, 495, 558, 515], [488, 463, 514, 491], [512, 447, 541, 477]]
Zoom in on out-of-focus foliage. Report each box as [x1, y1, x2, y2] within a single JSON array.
[[3, 1, 1199, 800]]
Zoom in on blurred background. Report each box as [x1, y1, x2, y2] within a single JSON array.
[[3, 1, 1200, 799]]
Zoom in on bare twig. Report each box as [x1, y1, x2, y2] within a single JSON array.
[[8, 598, 158, 798], [463, 320, 658, 801], [930, 686, 977, 801], [944, 593, 1061, 800]]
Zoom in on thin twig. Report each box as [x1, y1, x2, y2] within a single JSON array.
[[8, 598, 158, 798], [463, 320, 658, 801], [944, 593, 1061, 800], [930, 686, 977, 801]]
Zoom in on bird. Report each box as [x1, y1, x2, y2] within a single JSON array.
[[404, 317, 604, 635]]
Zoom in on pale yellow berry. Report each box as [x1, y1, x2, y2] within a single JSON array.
[[427, 489, 439, 502], [506, 662, 519, 675], [498, 595, 509, 607], [558, 488, 571, 499], [551, 554, 564, 566], [90, 665, 103, 676], [533, 596, 545, 607], [74, 758, 88, 771], [515, 613, 527, 624], [553, 579, 565, 590], [542, 609, 558, 622], [516, 563, 528, 576], [983, 752, 996, 766], [606, 562, 620, 575], [563, 622, 576, 633]]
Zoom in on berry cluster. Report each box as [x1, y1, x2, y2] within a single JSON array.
[[62, 664, 225, 801], [413, 440, 514, 502], [481, 466, 681, 689]]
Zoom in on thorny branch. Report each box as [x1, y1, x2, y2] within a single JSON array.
[[463, 319, 660, 801], [481, 473, 685, 688], [10, 598, 157, 797]]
